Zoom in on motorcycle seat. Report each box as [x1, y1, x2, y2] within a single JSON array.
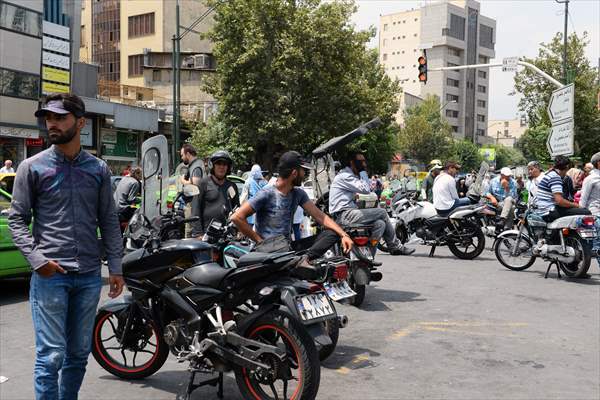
[[183, 263, 232, 288], [427, 215, 448, 224], [236, 252, 293, 267]]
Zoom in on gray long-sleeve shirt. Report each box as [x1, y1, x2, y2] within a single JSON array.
[[580, 169, 600, 215], [8, 146, 123, 275], [114, 176, 141, 213], [328, 167, 372, 214]]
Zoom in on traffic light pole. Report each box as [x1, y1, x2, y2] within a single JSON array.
[[428, 61, 565, 89]]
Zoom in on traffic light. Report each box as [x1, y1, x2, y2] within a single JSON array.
[[418, 55, 427, 83]]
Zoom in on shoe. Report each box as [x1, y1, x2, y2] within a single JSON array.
[[388, 246, 415, 256], [292, 256, 320, 280]]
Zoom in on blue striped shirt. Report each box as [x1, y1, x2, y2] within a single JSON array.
[[535, 170, 563, 215]]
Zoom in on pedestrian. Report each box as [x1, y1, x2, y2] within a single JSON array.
[[179, 144, 204, 237], [121, 164, 131, 176], [456, 177, 468, 198], [242, 164, 268, 227], [113, 166, 142, 228], [422, 163, 442, 202], [0, 159, 14, 173], [191, 150, 240, 237], [8, 93, 124, 400]]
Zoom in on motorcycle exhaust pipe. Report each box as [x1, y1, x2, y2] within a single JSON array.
[[337, 315, 349, 329], [370, 271, 383, 282]]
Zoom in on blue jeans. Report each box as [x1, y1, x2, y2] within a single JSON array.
[[436, 198, 472, 217], [293, 223, 302, 241], [30, 270, 102, 400]]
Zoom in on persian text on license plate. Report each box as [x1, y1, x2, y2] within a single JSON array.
[[295, 293, 335, 321], [324, 281, 356, 301]]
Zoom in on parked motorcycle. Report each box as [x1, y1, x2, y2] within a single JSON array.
[[92, 135, 325, 400], [494, 208, 596, 279]]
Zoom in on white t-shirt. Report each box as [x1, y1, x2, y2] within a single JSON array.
[[433, 172, 459, 210], [525, 172, 545, 205], [0, 166, 14, 173]]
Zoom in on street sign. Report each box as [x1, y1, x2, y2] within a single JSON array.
[[546, 119, 574, 157], [547, 83, 574, 124], [502, 57, 518, 72]]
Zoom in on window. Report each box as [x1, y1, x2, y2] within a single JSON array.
[[128, 54, 144, 76], [152, 69, 161, 81], [477, 99, 486, 108], [478, 70, 487, 79], [136, 93, 143, 101], [477, 85, 486, 93], [478, 55, 488, 63], [446, 78, 459, 87], [446, 14, 465, 40], [504, 121, 509, 127], [446, 94, 459, 102], [477, 114, 486, 122], [0, 2, 42, 37], [383, 24, 388, 31], [477, 129, 485, 136], [382, 39, 387, 47], [80, 25, 85, 46], [413, 33, 417, 37], [479, 25, 494, 49], [128, 12, 155, 38], [446, 110, 459, 118], [382, 53, 388, 61], [402, 35, 406, 39], [414, 18, 418, 22], [0, 68, 40, 100], [451, 126, 459, 133], [504, 129, 509, 136], [402, 20, 406, 24]]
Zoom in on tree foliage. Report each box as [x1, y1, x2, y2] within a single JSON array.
[[515, 124, 551, 163], [397, 95, 454, 164], [514, 31, 600, 161], [450, 140, 483, 172], [192, 0, 401, 173]]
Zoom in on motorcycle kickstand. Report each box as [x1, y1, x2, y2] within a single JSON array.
[[428, 244, 437, 257], [544, 261, 562, 279], [184, 370, 224, 400]]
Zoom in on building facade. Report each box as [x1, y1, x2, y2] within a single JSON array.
[[487, 118, 528, 148], [380, 0, 496, 143]]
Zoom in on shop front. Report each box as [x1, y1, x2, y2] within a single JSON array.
[[0, 125, 39, 168], [100, 129, 139, 175]]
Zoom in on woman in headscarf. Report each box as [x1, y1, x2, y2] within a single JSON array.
[[244, 164, 267, 227]]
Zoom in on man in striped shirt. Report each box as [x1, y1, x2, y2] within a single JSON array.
[[535, 156, 590, 221]]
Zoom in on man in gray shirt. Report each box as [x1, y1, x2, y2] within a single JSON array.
[[329, 152, 414, 255], [8, 93, 124, 399], [114, 166, 142, 224]]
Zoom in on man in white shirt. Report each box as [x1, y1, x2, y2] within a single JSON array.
[[526, 160, 545, 206], [0, 159, 14, 173], [432, 161, 471, 216]]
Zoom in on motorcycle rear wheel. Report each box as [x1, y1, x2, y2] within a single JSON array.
[[494, 232, 536, 271], [235, 310, 320, 400], [558, 234, 592, 278], [448, 221, 486, 260], [318, 318, 339, 361]]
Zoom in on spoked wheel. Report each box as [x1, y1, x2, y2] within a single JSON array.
[[494, 232, 536, 271], [558, 234, 592, 278], [448, 221, 486, 260], [92, 308, 169, 380], [235, 310, 320, 400]]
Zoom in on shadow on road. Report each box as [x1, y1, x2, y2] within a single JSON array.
[[321, 344, 381, 370], [410, 253, 496, 262], [0, 277, 30, 306], [359, 288, 425, 311], [98, 370, 242, 400], [501, 267, 600, 285]]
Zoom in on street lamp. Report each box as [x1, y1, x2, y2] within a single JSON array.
[[439, 99, 457, 112]]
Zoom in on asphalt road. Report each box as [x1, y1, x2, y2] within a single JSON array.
[[1, 245, 599, 400]]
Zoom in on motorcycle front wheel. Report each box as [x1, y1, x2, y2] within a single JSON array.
[[235, 310, 321, 400], [558, 234, 592, 278], [447, 221, 486, 260], [92, 308, 170, 380], [493, 232, 536, 271]]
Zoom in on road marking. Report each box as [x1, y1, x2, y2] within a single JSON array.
[[388, 321, 528, 340], [418, 321, 528, 328], [336, 367, 350, 375], [352, 354, 370, 364]]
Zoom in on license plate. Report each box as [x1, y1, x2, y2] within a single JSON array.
[[357, 246, 373, 260], [295, 293, 335, 321], [324, 281, 356, 301], [578, 229, 597, 239]]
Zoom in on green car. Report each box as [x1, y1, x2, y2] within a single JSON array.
[[0, 186, 30, 278]]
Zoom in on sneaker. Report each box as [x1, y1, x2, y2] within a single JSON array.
[[292, 256, 320, 280], [388, 245, 415, 256]]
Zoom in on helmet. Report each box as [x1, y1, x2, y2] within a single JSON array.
[[209, 150, 233, 174]]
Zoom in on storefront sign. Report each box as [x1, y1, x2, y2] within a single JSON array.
[[42, 66, 70, 84], [102, 132, 138, 158], [42, 21, 69, 40], [42, 51, 70, 70], [26, 138, 44, 147], [0, 126, 40, 139], [42, 81, 70, 94], [43, 36, 70, 55], [81, 118, 93, 147]]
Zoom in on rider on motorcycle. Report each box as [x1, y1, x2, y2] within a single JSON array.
[[526, 161, 545, 206], [328, 152, 415, 255], [113, 166, 142, 225], [485, 167, 517, 232], [579, 152, 600, 215], [535, 156, 590, 221], [432, 161, 471, 216]]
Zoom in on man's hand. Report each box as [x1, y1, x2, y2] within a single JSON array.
[[37, 260, 66, 277], [108, 274, 125, 298], [341, 235, 354, 254]]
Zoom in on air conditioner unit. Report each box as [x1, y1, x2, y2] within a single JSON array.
[[183, 56, 195, 68], [193, 54, 211, 69]]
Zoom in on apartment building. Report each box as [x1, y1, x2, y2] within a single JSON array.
[[380, 0, 496, 143], [487, 117, 528, 147], [80, 0, 216, 120]]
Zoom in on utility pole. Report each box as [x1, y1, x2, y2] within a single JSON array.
[[556, 0, 569, 84]]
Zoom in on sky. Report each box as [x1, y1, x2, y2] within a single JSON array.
[[349, 0, 600, 120]]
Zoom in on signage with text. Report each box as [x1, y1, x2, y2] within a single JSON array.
[[42, 66, 70, 84]]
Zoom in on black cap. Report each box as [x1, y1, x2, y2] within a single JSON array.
[[277, 151, 314, 174], [35, 95, 85, 118]]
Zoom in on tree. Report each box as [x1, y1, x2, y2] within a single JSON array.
[[489, 144, 526, 169], [397, 95, 453, 164], [193, 0, 401, 172], [450, 140, 483, 172], [514, 32, 600, 161], [516, 124, 551, 163]]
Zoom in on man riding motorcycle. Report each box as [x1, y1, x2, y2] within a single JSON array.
[[485, 167, 518, 233], [432, 161, 470, 216], [328, 152, 415, 255], [580, 152, 600, 215], [526, 161, 545, 206], [113, 166, 142, 226]]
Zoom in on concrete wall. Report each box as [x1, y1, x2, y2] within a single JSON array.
[[162, 0, 213, 54], [79, 0, 92, 63]]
